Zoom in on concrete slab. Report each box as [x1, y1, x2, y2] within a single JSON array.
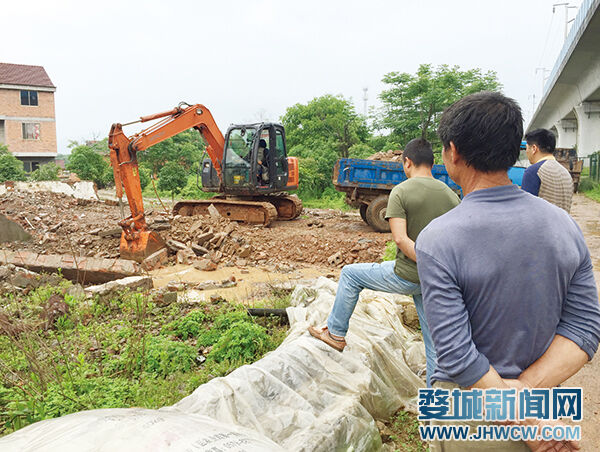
[[0, 181, 99, 200], [0, 214, 31, 243], [0, 251, 141, 284]]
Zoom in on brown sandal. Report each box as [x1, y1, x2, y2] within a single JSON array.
[[308, 326, 347, 352]]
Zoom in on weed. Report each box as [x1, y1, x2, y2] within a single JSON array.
[[382, 241, 397, 261]]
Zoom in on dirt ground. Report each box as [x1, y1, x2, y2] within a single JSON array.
[[564, 194, 600, 450], [0, 190, 389, 268]]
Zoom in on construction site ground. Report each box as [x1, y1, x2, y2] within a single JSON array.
[[1, 188, 600, 449]]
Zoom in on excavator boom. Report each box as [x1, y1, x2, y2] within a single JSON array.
[[108, 103, 225, 262], [108, 102, 302, 263]]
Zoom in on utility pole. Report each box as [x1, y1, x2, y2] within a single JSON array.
[[362, 87, 368, 116], [553, 2, 578, 40], [536, 67, 550, 95]]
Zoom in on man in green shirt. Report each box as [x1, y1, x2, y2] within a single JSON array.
[[309, 138, 460, 387]]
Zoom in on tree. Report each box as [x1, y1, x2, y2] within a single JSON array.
[[29, 162, 60, 181], [281, 95, 373, 198], [377, 64, 502, 147], [67, 144, 112, 188], [138, 129, 204, 176], [0, 144, 26, 182], [158, 161, 188, 200]]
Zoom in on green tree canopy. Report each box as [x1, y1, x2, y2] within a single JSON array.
[[158, 161, 188, 199], [281, 95, 372, 197], [67, 144, 112, 188], [138, 129, 205, 176], [377, 64, 502, 148], [0, 144, 26, 183]]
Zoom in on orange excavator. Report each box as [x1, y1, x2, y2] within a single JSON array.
[[108, 102, 302, 262]]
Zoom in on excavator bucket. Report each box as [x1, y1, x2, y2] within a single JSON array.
[[119, 230, 166, 263]]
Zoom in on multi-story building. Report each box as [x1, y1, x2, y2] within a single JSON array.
[[0, 62, 57, 171]]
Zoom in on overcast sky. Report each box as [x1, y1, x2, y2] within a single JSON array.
[[1, 0, 582, 153]]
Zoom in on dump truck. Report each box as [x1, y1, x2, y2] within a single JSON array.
[[333, 158, 526, 232]]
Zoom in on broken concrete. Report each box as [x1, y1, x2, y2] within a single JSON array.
[[85, 276, 153, 297], [141, 248, 168, 271], [0, 213, 31, 243], [0, 251, 141, 284], [0, 181, 99, 200], [194, 259, 218, 272]]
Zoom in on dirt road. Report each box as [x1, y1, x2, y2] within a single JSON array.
[[564, 194, 600, 450]]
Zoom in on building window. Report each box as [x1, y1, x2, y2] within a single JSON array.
[[22, 123, 40, 140], [31, 161, 40, 172], [20, 90, 38, 106]]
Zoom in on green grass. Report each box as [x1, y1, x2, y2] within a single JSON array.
[[383, 410, 427, 451], [0, 278, 288, 436], [578, 177, 600, 202]]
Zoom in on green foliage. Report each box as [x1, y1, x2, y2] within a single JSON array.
[[0, 145, 26, 183], [382, 241, 397, 261], [162, 310, 207, 340], [157, 161, 188, 199], [0, 279, 288, 436], [138, 166, 151, 191], [377, 64, 502, 148], [209, 322, 272, 363], [385, 410, 427, 451], [578, 177, 596, 192], [579, 177, 600, 202], [197, 311, 249, 347], [138, 129, 204, 175], [66, 143, 112, 188], [282, 95, 373, 198], [300, 187, 351, 210], [139, 336, 197, 376], [29, 162, 60, 181]]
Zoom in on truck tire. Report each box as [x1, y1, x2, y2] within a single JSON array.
[[366, 195, 390, 232], [359, 204, 369, 224]]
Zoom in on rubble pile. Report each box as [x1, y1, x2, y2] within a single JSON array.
[[367, 149, 403, 162], [1, 189, 390, 271]]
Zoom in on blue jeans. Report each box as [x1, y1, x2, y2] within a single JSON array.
[[327, 261, 437, 387]]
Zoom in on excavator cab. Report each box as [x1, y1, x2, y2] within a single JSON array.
[[201, 123, 293, 195]]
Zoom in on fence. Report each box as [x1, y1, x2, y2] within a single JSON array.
[[589, 152, 600, 182]]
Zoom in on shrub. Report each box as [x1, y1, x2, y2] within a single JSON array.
[[29, 162, 60, 181], [0, 145, 26, 182], [67, 145, 111, 188], [209, 322, 272, 363], [141, 336, 197, 376], [161, 310, 207, 340]]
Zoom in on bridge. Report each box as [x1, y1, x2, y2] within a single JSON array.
[[527, 0, 600, 157]]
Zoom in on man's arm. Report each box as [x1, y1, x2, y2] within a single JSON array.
[[518, 248, 600, 388], [389, 217, 416, 262], [521, 164, 541, 196], [416, 247, 490, 387]]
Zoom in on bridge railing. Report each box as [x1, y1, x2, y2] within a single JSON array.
[[543, 0, 597, 99], [589, 152, 600, 182]]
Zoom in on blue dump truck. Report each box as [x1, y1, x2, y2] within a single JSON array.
[[333, 158, 526, 232]]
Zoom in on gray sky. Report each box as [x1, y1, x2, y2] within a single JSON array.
[[1, 0, 581, 153]]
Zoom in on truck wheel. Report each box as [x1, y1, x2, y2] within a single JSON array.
[[359, 204, 369, 224], [366, 195, 390, 232]]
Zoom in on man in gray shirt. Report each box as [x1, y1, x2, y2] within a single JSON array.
[[416, 91, 600, 451]]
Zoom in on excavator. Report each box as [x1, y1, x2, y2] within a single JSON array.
[[108, 102, 302, 262]]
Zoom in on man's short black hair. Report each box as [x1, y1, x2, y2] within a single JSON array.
[[525, 128, 556, 154], [437, 91, 523, 172], [403, 138, 434, 167]]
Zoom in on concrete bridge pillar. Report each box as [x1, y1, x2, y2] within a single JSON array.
[[555, 119, 578, 149], [574, 102, 600, 157]]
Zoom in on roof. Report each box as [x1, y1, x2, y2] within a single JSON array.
[[0, 63, 55, 88]]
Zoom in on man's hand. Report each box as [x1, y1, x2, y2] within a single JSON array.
[[389, 217, 416, 262], [523, 419, 581, 451]]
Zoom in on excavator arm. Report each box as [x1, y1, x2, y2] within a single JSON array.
[[108, 103, 225, 262]]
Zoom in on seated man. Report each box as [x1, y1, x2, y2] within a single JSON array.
[[257, 139, 270, 185], [522, 128, 573, 213], [308, 138, 460, 387]]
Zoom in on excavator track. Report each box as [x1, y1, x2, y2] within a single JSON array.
[[260, 194, 303, 220], [172, 198, 278, 226]]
